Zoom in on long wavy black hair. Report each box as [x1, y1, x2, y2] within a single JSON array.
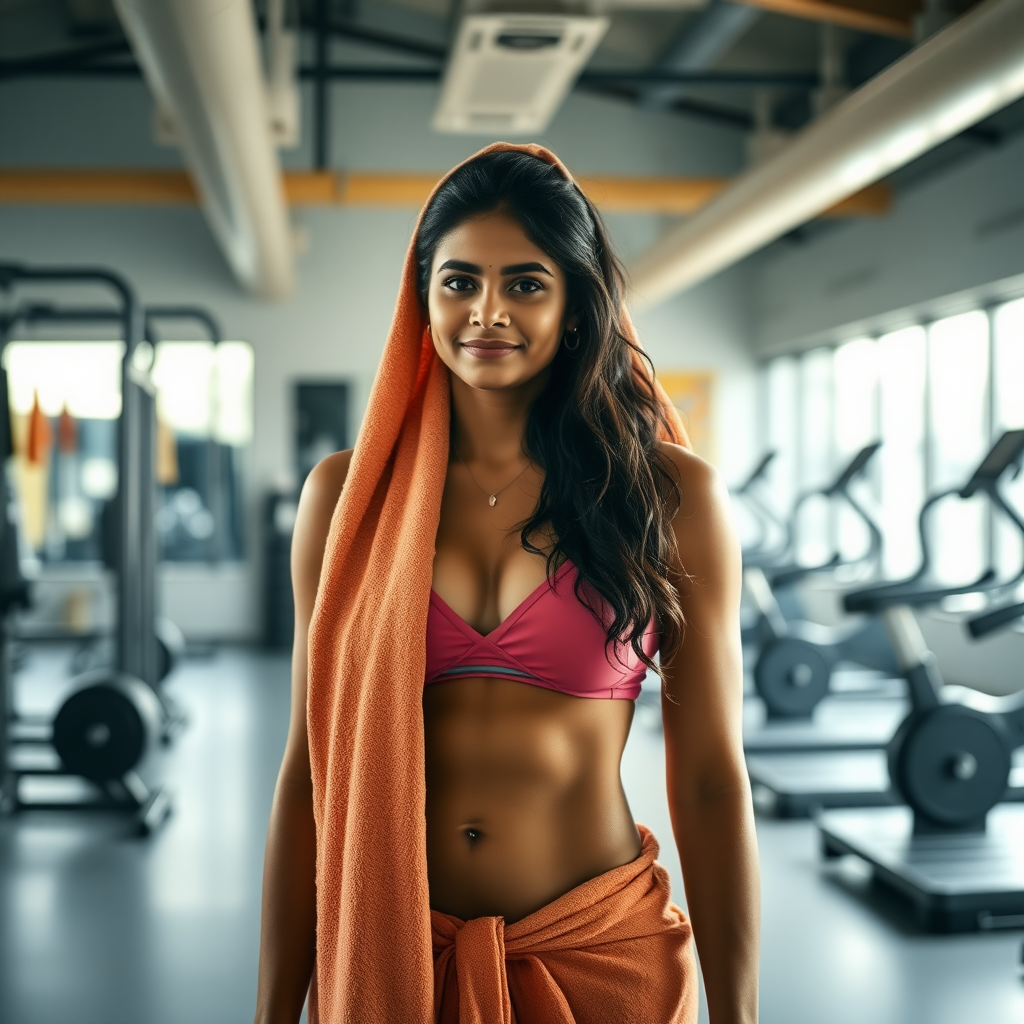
[[416, 150, 685, 672]]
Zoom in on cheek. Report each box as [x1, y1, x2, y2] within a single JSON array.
[[529, 303, 566, 348]]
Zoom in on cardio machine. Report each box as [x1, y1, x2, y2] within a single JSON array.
[[741, 442, 906, 757], [816, 431, 1024, 931], [747, 431, 1024, 818], [0, 263, 172, 834]]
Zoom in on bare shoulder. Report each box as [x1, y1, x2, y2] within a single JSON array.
[[654, 441, 738, 583], [292, 450, 354, 605], [655, 441, 729, 521], [301, 449, 354, 512]]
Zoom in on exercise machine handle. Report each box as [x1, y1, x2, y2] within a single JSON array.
[[784, 441, 884, 577], [967, 599, 1024, 639], [845, 431, 1024, 615], [824, 441, 881, 496], [734, 451, 776, 494]]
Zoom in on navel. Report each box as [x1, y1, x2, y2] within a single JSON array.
[[462, 825, 485, 847]]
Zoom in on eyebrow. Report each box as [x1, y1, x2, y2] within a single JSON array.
[[436, 259, 553, 277]]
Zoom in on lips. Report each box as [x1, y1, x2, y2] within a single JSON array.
[[461, 339, 519, 360]]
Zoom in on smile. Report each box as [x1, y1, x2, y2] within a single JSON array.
[[461, 340, 519, 359]]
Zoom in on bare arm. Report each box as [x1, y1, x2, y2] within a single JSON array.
[[658, 444, 760, 1024], [254, 451, 352, 1024]]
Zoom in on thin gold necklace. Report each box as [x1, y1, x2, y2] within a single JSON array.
[[453, 442, 529, 507]]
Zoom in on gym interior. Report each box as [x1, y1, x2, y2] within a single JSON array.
[[1, 1, 1023, 1022]]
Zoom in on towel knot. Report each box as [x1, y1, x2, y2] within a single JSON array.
[[452, 916, 511, 1024]]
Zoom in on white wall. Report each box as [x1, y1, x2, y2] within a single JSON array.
[[750, 131, 1024, 355], [0, 76, 758, 638]]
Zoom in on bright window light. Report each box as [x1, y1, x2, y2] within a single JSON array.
[[3, 342, 124, 419], [879, 326, 926, 578], [797, 348, 835, 565], [5, 339, 254, 443], [766, 357, 798, 522], [214, 342, 255, 446], [994, 298, 1024, 429], [993, 298, 1024, 581], [152, 342, 215, 436], [834, 338, 879, 563], [928, 310, 989, 585], [3, 338, 254, 564]]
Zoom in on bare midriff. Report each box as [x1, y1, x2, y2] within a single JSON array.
[[423, 677, 641, 924]]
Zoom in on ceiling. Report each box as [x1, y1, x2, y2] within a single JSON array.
[[0, 0, 1021, 194]]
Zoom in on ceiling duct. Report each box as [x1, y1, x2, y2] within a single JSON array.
[[433, 13, 609, 134], [628, 0, 1024, 307], [113, 0, 294, 299]]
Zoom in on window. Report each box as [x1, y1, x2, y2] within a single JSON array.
[[993, 298, 1024, 583], [927, 311, 989, 586], [833, 338, 879, 564], [765, 357, 798, 523], [3, 339, 253, 563], [795, 348, 835, 566], [878, 327, 927, 578]]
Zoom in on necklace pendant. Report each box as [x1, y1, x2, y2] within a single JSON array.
[[488, 494, 497, 507]]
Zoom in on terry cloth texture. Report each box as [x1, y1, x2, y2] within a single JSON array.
[[432, 826, 697, 1024], [306, 141, 691, 1024]]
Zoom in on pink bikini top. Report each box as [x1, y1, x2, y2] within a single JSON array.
[[425, 560, 657, 700]]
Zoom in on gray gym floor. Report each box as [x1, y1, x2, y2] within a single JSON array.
[[1, 648, 1022, 1024]]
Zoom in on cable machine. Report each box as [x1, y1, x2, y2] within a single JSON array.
[[0, 263, 170, 833]]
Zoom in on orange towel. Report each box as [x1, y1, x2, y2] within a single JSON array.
[[432, 827, 696, 1024], [26, 391, 52, 466], [306, 142, 689, 1024], [58, 403, 77, 456]]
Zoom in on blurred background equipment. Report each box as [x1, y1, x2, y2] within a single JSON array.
[[0, 262, 171, 834]]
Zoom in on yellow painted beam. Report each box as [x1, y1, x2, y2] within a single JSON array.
[[0, 169, 199, 204], [734, 0, 913, 38], [0, 169, 891, 218]]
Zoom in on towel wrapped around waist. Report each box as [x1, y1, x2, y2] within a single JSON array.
[[431, 826, 697, 1024]]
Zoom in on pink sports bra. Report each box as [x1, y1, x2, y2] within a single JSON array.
[[425, 560, 657, 700]]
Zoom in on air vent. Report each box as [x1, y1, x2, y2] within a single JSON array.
[[433, 14, 609, 135]]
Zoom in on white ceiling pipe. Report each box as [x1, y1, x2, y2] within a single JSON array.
[[628, 0, 1024, 308], [114, 0, 294, 298]]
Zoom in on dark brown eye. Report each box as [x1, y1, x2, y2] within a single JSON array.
[[444, 275, 475, 292], [510, 278, 543, 294]]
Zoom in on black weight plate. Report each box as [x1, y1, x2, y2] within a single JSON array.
[[895, 706, 1010, 826], [753, 637, 831, 718], [155, 618, 185, 682], [53, 683, 149, 782]]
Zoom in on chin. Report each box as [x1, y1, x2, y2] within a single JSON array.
[[460, 368, 533, 392]]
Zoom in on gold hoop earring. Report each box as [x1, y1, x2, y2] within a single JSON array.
[[563, 327, 580, 351]]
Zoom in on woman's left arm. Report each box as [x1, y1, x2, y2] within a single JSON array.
[[658, 443, 760, 1024]]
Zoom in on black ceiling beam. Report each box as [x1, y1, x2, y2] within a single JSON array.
[[322, 18, 447, 61], [255, 9, 447, 61], [314, 0, 329, 170], [0, 38, 132, 80], [294, 67, 817, 87], [0, 54, 818, 90]]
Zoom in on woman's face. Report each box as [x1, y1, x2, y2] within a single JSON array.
[[426, 211, 573, 393]]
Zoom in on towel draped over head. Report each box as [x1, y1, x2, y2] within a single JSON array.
[[306, 142, 689, 1024]]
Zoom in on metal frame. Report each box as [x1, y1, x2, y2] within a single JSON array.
[[0, 263, 153, 685]]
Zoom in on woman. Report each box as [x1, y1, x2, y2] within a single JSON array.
[[255, 143, 759, 1024]]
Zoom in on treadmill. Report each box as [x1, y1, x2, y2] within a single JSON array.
[[752, 433, 1024, 820], [818, 431, 1024, 932], [741, 442, 906, 763]]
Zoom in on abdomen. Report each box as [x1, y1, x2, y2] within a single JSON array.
[[423, 677, 641, 923]]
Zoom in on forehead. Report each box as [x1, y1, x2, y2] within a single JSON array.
[[430, 212, 555, 270]]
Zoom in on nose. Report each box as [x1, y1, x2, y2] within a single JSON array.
[[469, 284, 511, 329]]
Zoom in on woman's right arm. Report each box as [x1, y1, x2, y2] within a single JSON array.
[[254, 451, 353, 1024]]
